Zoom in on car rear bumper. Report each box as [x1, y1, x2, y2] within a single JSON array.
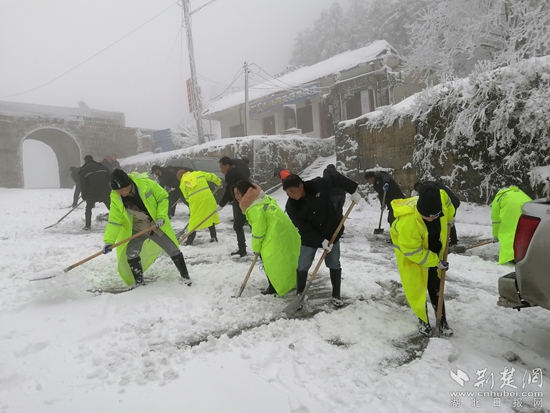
[[497, 272, 532, 309]]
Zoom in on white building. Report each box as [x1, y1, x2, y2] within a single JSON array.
[[202, 40, 426, 140]]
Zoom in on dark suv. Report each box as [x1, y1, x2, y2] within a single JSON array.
[[164, 157, 225, 203], [497, 197, 550, 311]]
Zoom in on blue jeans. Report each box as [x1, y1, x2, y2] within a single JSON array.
[[297, 241, 341, 272]]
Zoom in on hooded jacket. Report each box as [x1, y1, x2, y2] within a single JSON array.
[[179, 170, 221, 231], [104, 172, 178, 285], [390, 190, 455, 323], [491, 186, 532, 264], [239, 184, 299, 296]]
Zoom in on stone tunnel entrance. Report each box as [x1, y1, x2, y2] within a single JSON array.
[[22, 128, 81, 189]]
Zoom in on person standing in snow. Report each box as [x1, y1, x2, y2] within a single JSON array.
[[232, 181, 299, 296], [390, 183, 454, 336], [231, 158, 251, 180], [323, 164, 346, 216], [110, 154, 121, 169], [364, 171, 405, 226], [100, 155, 114, 173], [78, 155, 111, 231], [103, 169, 191, 286], [491, 185, 532, 265], [218, 156, 250, 257], [177, 168, 222, 245], [414, 181, 461, 246], [151, 165, 187, 218], [283, 173, 361, 307]]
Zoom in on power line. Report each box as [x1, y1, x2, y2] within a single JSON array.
[[0, 2, 178, 100], [210, 67, 245, 100]]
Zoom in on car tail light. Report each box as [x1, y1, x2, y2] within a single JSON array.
[[514, 215, 540, 262]]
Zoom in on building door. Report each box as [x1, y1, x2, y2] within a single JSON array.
[[345, 91, 362, 120], [263, 116, 276, 135]]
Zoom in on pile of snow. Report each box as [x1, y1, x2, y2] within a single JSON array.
[[1, 156, 549, 412]]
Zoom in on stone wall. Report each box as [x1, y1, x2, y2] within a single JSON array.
[[336, 117, 418, 195]]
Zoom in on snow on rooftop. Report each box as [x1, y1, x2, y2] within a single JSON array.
[[203, 40, 397, 117], [0, 100, 125, 123]]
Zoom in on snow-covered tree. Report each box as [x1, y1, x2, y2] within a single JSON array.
[[406, 0, 550, 79]]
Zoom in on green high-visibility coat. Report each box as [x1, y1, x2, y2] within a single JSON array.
[[104, 172, 178, 285], [179, 171, 221, 231], [245, 195, 299, 296], [491, 186, 532, 264], [390, 191, 455, 323]]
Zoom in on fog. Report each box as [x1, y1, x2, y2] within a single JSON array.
[[22, 140, 60, 189], [1, 0, 348, 130]]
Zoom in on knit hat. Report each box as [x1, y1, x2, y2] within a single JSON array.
[[110, 168, 132, 190], [84, 155, 93, 162], [417, 183, 442, 218]]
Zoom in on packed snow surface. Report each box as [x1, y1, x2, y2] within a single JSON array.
[[1, 156, 548, 413]]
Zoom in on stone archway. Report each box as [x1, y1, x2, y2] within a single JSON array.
[[22, 128, 81, 189]]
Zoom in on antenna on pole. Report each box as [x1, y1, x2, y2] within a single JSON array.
[[181, 0, 205, 144], [244, 61, 249, 137]]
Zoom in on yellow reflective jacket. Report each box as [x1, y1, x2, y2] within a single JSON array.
[[390, 191, 455, 323], [104, 172, 178, 285], [245, 195, 299, 296], [179, 171, 221, 231], [491, 186, 532, 264]]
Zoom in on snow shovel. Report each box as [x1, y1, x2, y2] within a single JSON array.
[[283, 202, 355, 314], [373, 191, 387, 235], [178, 209, 218, 245], [451, 239, 493, 254], [30, 224, 157, 281], [44, 199, 85, 229], [234, 253, 260, 298], [435, 224, 452, 338]]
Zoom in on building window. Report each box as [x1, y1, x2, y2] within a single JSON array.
[[360, 89, 377, 113], [262, 116, 276, 135], [297, 106, 313, 133], [230, 124, 244, 138]]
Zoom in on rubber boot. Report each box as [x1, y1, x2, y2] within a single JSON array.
[[172, 253, 191, 286], [330, 268, 343, 307], [261, 278, 276, 295], [296, 270, 308, 295], [128, 257, 144, 285]]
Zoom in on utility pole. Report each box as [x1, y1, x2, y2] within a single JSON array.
[[244, 61, 249, 137], [181, 0, 204, 144]]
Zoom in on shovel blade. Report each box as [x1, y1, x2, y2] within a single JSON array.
[[451, 245, 467, 254], [373, 228, 384, 234], [283, 294, 305, 314]]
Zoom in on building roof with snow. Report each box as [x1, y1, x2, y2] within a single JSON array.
[[203, 40, 399, 118]]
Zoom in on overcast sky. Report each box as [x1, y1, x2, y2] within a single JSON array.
[[0, 0, 349, 130]]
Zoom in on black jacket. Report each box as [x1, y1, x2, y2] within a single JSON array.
[[219, 165, 249, 207], [423, 181, 461, 210], [79, 160, 111, 202], [323, 166, 346, 197], [232, 158, 251, 179], [156, 166, 180, 190], [372, 172, 404, 206], [286, 174, 358, 248]]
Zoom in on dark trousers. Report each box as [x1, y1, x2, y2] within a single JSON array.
[[450, 225, 458, 245], [168, 188, 187, 217], [85, 196, 111, 227], [186, 225, 217, 244], [427, 267, 446, 322], [232, 202, 247, 250]]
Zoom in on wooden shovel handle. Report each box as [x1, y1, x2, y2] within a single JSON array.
[[63, 224, 157, 272]]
